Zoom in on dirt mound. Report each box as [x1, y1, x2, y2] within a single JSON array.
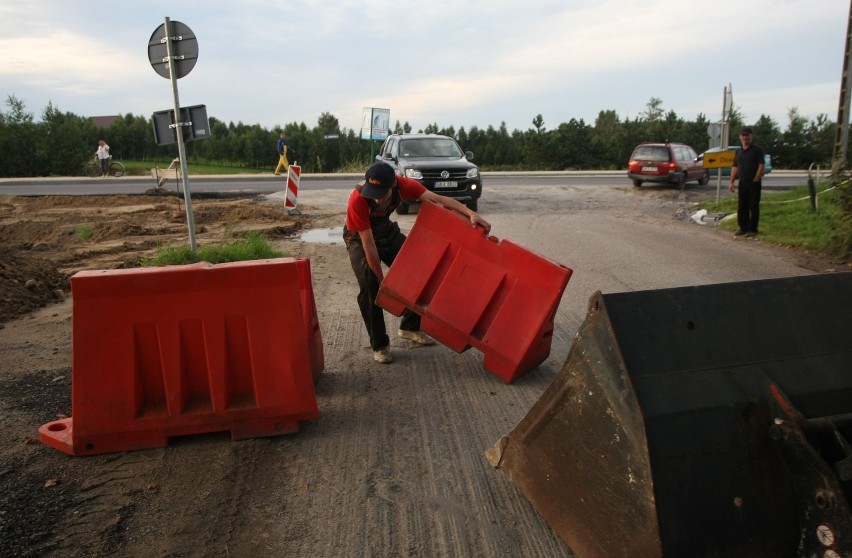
[[0, 249, 69, 324]]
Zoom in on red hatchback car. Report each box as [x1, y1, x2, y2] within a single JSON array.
[[627, 142, 709, 188]]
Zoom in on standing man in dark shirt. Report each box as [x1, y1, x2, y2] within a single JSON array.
[[729, 127, 766, 237]]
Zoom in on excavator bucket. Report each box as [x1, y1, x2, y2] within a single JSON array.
[[487, 273, 852, 557]]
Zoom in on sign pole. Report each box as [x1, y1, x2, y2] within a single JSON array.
[[716, 84, 733, 205], [370, 108, 376, 162], [716, 87, 725, 205], [716, 168, 722, 206], [163, 16, 197, 252]]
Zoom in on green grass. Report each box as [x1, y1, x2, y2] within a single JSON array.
[[699, 183, 843, 254], [75, 223, 93, 242], [142, 231, 284, 266], [118, 160, 269, 176]]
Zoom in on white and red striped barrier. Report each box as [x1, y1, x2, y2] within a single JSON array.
[[286, 164, 301, 209]]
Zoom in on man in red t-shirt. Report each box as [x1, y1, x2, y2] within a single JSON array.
[[344, 162, 491, 364]]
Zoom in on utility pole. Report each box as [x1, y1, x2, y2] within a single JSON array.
[[832, 0, 852, 179]]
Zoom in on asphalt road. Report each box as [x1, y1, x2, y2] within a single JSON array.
[[0, 170, 812, 196]]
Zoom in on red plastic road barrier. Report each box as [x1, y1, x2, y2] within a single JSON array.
[[286, 164, 301, 208], [376, 200, 572, 383], [39, 258, 323, 456]]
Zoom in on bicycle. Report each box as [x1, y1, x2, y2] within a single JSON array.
[[86, 156, 126, 178]]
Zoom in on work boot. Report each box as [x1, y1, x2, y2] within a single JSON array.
[[373, 347, 392, 364], [398, 330, 435, 346]]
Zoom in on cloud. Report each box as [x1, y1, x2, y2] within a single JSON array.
[[0, 0, 845, 133]]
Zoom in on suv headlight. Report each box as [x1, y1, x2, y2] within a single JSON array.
[[405, 168, 423, 179], [466, 168, 479, 179]]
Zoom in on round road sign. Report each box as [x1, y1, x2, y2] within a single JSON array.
[[148, 21, 198, 79], [707, 122, 721, 139]]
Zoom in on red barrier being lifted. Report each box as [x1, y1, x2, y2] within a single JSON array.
[[39, 257, 323, 456], [376, 200, 572, 383]]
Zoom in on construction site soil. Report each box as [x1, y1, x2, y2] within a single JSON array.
[[0, 187, 845, 557]]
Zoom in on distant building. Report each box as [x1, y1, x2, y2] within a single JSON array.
[[90, 115, 119, 128]]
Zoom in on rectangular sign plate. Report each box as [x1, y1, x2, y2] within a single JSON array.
[[703, 150, 737, 169]]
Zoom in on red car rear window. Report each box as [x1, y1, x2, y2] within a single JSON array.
[[631, 146, 669, 162]]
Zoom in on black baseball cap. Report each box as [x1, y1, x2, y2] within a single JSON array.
[[362, 162, 396, 199], [740, 127, 753, 135]]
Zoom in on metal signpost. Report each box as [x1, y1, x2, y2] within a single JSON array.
[[148, 18, 200, 252], [712, 84, 734, 204]]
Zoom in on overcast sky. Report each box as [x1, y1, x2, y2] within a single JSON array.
[[1, 0, 848, 137]]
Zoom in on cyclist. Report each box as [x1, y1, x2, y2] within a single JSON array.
[[95, 140, 110, 177]]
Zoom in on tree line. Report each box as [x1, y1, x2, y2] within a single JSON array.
[[0, 94, 838, 178]]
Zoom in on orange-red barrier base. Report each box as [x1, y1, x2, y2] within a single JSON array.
[[40, 415, 305, 455]]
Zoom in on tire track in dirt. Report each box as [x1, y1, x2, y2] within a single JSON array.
[[409, 350, 574, 558], [54, 451, 163, 556], [116, 438, 273, 557]]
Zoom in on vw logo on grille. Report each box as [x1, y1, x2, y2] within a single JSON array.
[[440, 170, 450, 179]]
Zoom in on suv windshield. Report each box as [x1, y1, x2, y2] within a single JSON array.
[[399, 138, 463, 158], [632, 146, 669, 161]]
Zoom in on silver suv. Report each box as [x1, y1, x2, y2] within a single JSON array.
[[377, 133, 482, 213]]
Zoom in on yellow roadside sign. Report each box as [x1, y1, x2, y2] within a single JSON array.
[[703, 149, 737, 169]]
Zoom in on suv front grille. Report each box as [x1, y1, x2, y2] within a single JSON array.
[[421, 169, 470, 180]]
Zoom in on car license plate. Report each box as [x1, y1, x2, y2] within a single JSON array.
[[434, 181, 457, 188], [641, 166, 657, 172]]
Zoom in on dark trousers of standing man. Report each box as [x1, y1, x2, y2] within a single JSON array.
[[344, 222, 422, 351], [737, 180, 762, 233]]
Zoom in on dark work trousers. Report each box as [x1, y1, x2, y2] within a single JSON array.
[[344, 222, 422, 351], [737, 180, 762, 233]]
